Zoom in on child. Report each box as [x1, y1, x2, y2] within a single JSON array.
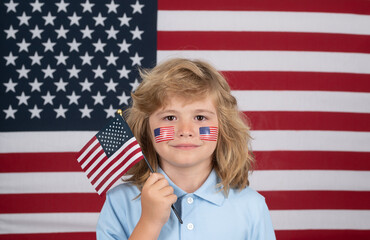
[[96, 58, 276, 239]]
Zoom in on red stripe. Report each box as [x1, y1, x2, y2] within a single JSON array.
[[77, 136, 97, 157], [86, 154, 108, 179], [0, 152, 81, 172], [158, 32, 370, 53], [158, 0, 370, 14], [0, 232, 96, 240], [254, 151, 370, 170], [275, 230, 370, 240], [223, 71, 370, 92], [78, 143, 101, 169], [246, 112, 370, 131], [0, 193, 105, 213], [262, 191, 370, 210]]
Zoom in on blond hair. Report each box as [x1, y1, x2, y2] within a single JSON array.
[[124, 58, 254, 195]]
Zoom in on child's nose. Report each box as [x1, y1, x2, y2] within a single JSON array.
[[177, 120, 194, 138]]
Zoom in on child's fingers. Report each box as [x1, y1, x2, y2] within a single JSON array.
[[159, 185, 175, 197], [144, 173, 165, 187]]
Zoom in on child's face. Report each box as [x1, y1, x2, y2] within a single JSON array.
[[149, 95, 218, 171]]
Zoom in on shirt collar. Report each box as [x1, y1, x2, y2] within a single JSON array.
[[158, 168, 225, 206]]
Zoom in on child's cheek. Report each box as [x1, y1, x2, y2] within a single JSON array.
[[199, 126, 218, 141], [153, 126, 175, 143]]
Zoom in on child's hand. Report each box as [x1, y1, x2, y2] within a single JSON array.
[[140, 173, 178, 229]]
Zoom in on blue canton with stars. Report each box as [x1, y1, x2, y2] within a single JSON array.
[[0, 0, 157, 131]]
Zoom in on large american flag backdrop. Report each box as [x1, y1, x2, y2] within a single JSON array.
[[0, 0, 369, 239]]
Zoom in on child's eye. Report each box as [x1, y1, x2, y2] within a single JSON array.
[[164, 116, 176, 121], [195, 115, 206, 121]]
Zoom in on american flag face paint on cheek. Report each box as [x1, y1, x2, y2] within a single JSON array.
[[154, 126, 175, 143], [199, 127, 218, 141]]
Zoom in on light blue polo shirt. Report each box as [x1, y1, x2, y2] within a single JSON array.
[[96, 168, 276, 239]]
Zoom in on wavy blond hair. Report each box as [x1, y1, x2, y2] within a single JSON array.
[[124, 58, 254, 195]]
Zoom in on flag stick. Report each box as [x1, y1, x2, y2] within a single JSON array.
[[117, 110, 183, 224]]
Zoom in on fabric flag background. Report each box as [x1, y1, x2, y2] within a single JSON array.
[[0, 0, 369, 239]]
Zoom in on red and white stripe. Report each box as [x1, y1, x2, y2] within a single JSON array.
[[154, 126, 175, 143], [199, 127, 218, 141]]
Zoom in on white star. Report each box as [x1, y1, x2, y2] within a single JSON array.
[[30, 25, 43, 39], [130, 52, 143, 66], [4, 79, 18, 93], [80, 52, 93, 65], [17, 39, 30, 52], [67, 38, 81, 52], [3, 105, 17, 119], [43, 12, 56, 26], [42, 38, 56, 52], [67, 65, 80, 78], [29, 52, 43, 65], [29, 105, 42, 119], [55, 0, 69, 13], [79, 104, 93, 118], [55, 52, 68, 65], [30, 0, 44, 12], [93, 13, 106, 26], [118, 65, 130, 79], [118, 39, 131, 53], [81, 0, 94, 13], [130, 79, 140, 92], [16, 92, 30, 106], [4, 26, 18, 39], [130, 26, 144, 40], [131, 0, 144, 14], [81, 25, 93, 39], [105, 26, 118, 39], [93, 65, 106, 79], [29, 78, 43, 92], [105, 52, 118, 66], [42, 65, 56, 78], [92, 91, 106, 105], [54, 78, 68, 92], [117, 91, 130, 105], [42, 91, 55, 105], [66, 91, 80, 105], [4, 52, 17, 66], [5, 0, 18, 13], [18, 12, 31, 26], [105, 78, 118, 92], [54, 105, 68, 118], [16, 65, 30, 79], [118, 13, 131, 27], [106, 0, 119, 13], [55, 25, 69, 39], [68, 12, 81, 26], [104, 105, 116, 118], [93, 39, 106, 52], [80, 78, 93, 92]]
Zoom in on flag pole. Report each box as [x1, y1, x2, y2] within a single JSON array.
[[117, 109, 183, 224]]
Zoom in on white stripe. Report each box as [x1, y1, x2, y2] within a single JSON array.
[[251, 130, 370, 152], [157, 51, 370, 74], [158, 11, 370, 35], [1, 130, 369, 153], [77, 138, 99, 163], [0, 213, 99, 234], [250, 170, 370, 191], [98, 151, 143, 195], [0, 131, 95, 153], [271, 210, 370, 230], [1, 170, 369, 194], [92, 141, 139, 186], [233, 90, 370, 113], [81, 145, 103, 169], [85, 152, 106, 176], [1, 210, 368, 233], [89, 137, 136, 182]]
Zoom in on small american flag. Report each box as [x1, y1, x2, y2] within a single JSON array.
[[77, 114, 144, 195], [154, 126, 175, 143], [199, 126, 218, 141]]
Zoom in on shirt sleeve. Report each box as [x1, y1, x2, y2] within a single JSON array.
[[96, 192, 129, 240], [251, 200, 276, 240]]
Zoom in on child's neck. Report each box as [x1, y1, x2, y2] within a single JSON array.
[[160, 162, 212, 193]]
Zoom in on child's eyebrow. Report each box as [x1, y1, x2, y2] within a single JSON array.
[[194, 109, 216, 115], [154, 109, 179, 116]]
